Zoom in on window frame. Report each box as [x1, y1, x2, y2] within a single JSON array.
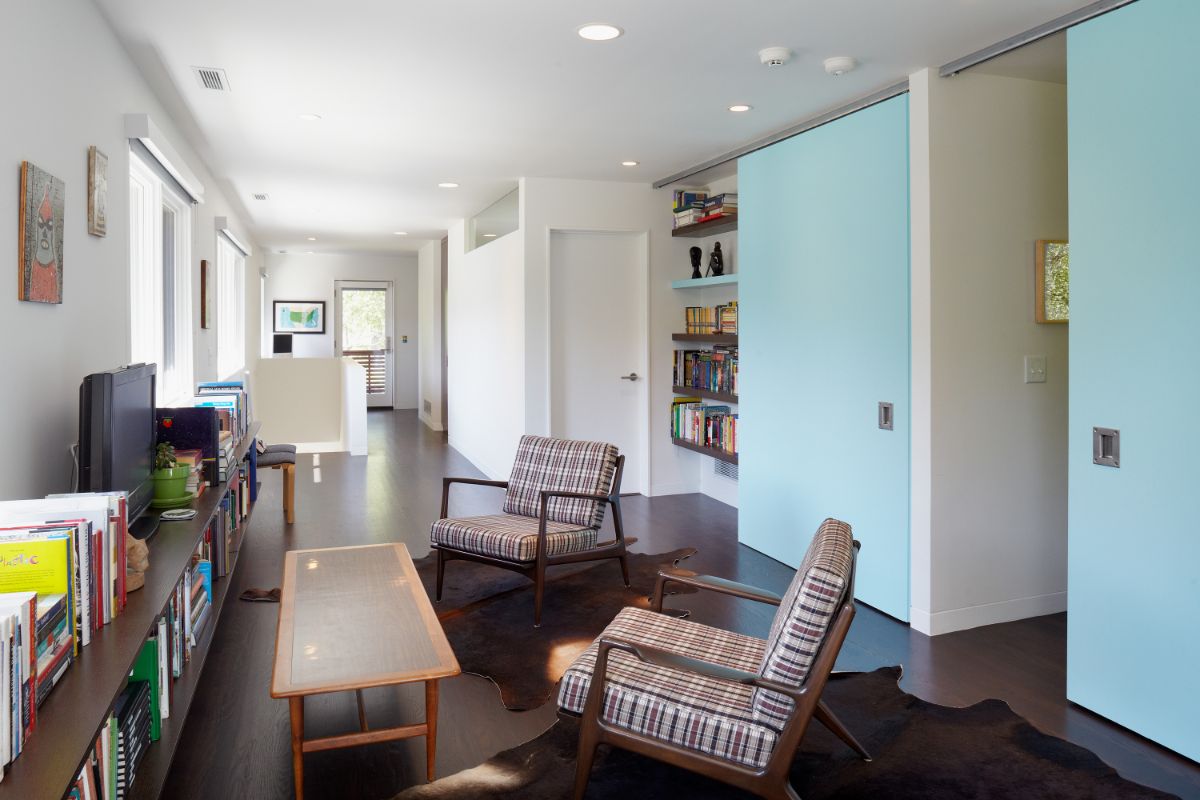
[[129, 151, 193, 406]]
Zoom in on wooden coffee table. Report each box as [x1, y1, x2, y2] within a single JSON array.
[[271, 543, 460, 799]]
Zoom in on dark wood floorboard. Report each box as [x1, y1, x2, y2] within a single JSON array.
[[160, 410, 1200, 800]]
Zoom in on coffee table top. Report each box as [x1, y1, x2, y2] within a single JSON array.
[[271, 543, 460, 698]]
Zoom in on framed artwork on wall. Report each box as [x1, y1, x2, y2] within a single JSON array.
[[18, 161, 65, 304], [274, 300, 326, 334], [200, 259, 211, 329], [1035, 240, 1069, 324], [87, 146, 108, 237]]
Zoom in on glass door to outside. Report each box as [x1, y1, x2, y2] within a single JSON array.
[[335, 280, 394, 407]]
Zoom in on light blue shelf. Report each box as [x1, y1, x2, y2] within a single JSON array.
[[670, 274, 739, 290]]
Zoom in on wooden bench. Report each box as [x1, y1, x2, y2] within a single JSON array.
[[258, 444, 297, 523]]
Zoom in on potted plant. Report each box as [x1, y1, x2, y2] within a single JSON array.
[[151, 442, 190, 501]]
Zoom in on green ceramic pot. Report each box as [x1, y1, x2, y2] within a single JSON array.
[[152, 465, 191, 501]]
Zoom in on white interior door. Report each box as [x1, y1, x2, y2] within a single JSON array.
[[549, 231, 648, 494], [335, 280, 394, 408]]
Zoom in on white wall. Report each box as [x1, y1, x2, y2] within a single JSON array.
[[262, 252, 418, 409], [0, 2, 258, 500], [445, 220, 526, 479], [910, 69, 1069, 634], [416, 240, 444, 431]]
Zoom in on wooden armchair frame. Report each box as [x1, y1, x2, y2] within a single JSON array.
[[434, 455, 630, 627], [570, 541, 865, 800]]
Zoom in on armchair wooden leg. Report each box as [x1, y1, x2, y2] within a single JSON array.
[[283, 463, 296, 524], [435, 549, 446, 601], [571, 722, 600, 800], [815, 699, 871, 761], [534, 563, 546, 628], [617, 553, 630, 588]]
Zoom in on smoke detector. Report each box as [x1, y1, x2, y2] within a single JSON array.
[[759, 46, 792, 67], [823, 56, 858, 76]]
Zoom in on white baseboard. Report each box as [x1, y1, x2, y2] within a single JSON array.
[[910, 591, 1067, 636], [294, 440, 346, 455], [648, 482, 697, 497], [418, 410, 445, 432]]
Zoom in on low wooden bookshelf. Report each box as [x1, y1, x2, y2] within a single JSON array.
[[671, 437, 738, 465], [671, 214, 738, 238], [0, 423, 261, 800], [672, 385, 738, 404]]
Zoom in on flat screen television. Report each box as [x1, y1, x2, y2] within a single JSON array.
[[79, 363, 159, 539]]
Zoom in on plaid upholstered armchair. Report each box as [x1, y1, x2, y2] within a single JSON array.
[[558, 519, 867, 800], [431, 435, 630, 626]]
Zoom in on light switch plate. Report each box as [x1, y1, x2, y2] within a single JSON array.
[[1024, 355, 1047, 384]]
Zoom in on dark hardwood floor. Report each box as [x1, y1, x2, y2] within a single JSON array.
[[161, 410, 1200, 800]]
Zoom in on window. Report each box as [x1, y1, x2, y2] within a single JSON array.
[[216, 235, 245, 378], [129, 151, 193, 405]]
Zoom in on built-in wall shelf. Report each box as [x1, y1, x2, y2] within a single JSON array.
[[673, 385, 738, 404], [672, 214, 738, 238], [672, 333, 738, 345], [672, 437, 739, 464], [671, 274, 739, 290]]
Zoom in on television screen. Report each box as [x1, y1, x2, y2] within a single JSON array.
[[79, 364, 157, 527]]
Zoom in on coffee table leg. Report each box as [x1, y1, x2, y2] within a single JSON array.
[[425, 680, 439, 781], [289, 696, 305, 799]]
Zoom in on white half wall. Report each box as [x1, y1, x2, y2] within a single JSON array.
[[910, 69, 1069, 634], [0, 2, 258, 500], [445, 220, 526, 479], [262, 252, 418, 409], [416, 240, 445, 431]]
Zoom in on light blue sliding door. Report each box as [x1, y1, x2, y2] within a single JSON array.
[[738, 96, 911, 620], [1067, 0, 1200, 761]]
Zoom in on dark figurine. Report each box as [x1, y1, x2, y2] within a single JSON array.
[[707, 242, 725, 277], [689, 246, 703, 279]]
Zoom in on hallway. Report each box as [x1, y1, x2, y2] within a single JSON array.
[[162, 411, 1200, 799]]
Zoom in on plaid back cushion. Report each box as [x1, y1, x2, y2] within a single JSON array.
[[751, 519, 854, 730], [502, 435, 619, 528]]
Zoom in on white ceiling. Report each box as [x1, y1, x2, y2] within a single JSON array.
[[95, 0, 1094, 255]]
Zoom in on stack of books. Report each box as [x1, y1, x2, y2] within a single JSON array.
[[114, 680, 152, 795], [194, 380, 251, 444], [684, 302, 738, 334], [174, 448, 206, 499], [0, 592, 36, 771], [35, 593, 72, 708], [672, 190, 708, 229], [217, 431, 236, 484], [674, 346, 738, 397], [699, 193, 737, 222], [671, 400, 738, 455]]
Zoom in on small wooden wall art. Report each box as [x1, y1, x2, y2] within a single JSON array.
[[19, 161, 65, 304], [1035, 240, 1069, 324], [87, 146, 108, 237], [200, 259, 211, 328]]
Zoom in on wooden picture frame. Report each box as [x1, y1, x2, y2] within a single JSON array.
[[87, 146, 108, 237], [273, 300, 326, 334], [200, 259, 211, 329], [1035, 240, 1069, 324]]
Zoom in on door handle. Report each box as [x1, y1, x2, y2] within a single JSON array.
[[620, 373, 639, 381]]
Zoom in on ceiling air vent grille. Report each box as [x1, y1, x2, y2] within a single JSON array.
[[192, 67, 230, 91], [252, 193, 269, 201]]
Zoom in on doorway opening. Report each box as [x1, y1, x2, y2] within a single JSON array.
[[335, 280, 395, 408]]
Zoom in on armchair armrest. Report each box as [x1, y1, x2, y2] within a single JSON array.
[[652, 567, 782, 612], [440, 476, 509, 518], [582, 637, 809, 724]]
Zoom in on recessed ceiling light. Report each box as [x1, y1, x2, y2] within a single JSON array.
[[728, 104, 753, 113], [393, 231, 408, 236], [297, 113, 323, 121], [577, 23, 623, 41], [305, 250, 314, 254], [483, 233, 497, 238], [438, 182, 459, 189], [621, 160, 639, 167], [306, 236, 317, 241]]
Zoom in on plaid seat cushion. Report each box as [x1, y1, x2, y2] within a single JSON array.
[[503, 435, 618, 528], [752, 518, 854, 730], [431, 514, 597, 562], [558, 607, 778, 769]]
